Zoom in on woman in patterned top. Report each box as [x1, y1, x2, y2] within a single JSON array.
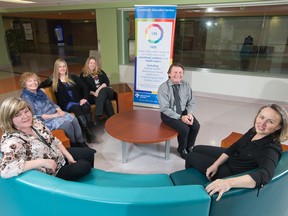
[[0, 97, 95, 180]]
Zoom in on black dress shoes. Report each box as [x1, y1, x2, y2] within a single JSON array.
[[186, 147, 193, 153], [85, 129, 96, 143], [93, 115, 102, 126], [177, 149, 188, 159]]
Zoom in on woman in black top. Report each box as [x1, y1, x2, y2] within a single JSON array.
[[185, 104, 288, 201], [80, 56, 115, 124], [40, 58, 95, 143]]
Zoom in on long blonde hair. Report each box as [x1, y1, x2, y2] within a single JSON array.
[[52, 58, 74, 92], [82, 56, 102, 77]]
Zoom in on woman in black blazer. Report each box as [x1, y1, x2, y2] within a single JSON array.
[[40, 58, 96, 143], [80, 56, 115, 124]]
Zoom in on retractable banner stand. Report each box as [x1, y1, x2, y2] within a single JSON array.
[[134, 5, 177, 107]]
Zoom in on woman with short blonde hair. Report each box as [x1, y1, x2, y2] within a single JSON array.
[[19, 71, 40, 88], [0, 97, 94, 180], [20, 71, 94, 150], [0, 96, 32, 132]]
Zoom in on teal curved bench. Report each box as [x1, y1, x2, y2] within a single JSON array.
[[170, 151, 288, 216], [0, 168, 210, 216], [2, 153, 286, 216]]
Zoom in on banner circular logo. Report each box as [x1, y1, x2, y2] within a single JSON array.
[[145, 24, 164, 44]]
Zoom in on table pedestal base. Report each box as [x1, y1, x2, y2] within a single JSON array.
[[121, 141, 171, 163]]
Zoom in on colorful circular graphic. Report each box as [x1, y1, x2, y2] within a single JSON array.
[[145, 23, 164, 44]]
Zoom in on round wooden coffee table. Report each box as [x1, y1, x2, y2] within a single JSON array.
[[105, 109, 178, 163]]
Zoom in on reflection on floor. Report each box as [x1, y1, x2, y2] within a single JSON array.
[[1, 52, 287, 175]]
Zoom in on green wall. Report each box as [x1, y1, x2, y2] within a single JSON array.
[[0, 15, 11, 69], [96, 8, 119, 83]]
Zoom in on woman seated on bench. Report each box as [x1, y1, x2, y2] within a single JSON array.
[[186, 104, 288, 201], [20, 72, 93, 150], [40, 58, 95, 143], [80, 56, 115, 125], [0, 97, 95, 180]]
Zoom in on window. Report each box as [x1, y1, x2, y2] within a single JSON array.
[[126, 4, 288, 76]]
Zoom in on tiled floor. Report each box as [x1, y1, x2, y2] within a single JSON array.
[[1, 51, 287, 175]]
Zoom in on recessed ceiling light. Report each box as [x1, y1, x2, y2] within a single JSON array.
[[207, 7, 214, 12], [0, 0, 35, 4]]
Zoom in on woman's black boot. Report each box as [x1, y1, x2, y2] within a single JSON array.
[[85, 128, 96, 143], [85, 113, 96, 143], [77, 115, 95, 143]]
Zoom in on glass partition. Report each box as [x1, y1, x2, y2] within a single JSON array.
[[126, 4, 288, 76]]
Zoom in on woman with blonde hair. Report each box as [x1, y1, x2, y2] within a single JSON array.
[[186, 104, 288, 201], [40, 58, 95, 143], [0, 97, 95, 180], [80, 56, 115, 125], [20, 71, 94, 151]]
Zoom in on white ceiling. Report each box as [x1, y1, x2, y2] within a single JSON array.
[[2, 0, 288, 9], [0, 0, 127, 9], [2, 0, 288, 12]]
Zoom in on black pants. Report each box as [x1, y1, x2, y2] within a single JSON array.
[[185, 145, 232, 180], [56, 147, 95, 181], [93, 87, 115, 117], [68, 102, 91, 116], [161, 112, 200, 151], [68, 102, 93, 132]]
